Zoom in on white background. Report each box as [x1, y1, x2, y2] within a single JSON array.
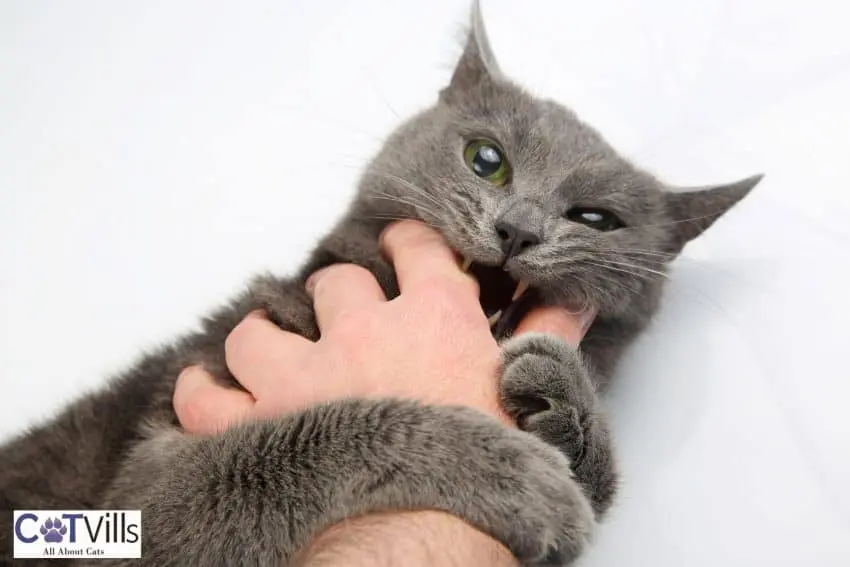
[[1, 1, 849, 565]]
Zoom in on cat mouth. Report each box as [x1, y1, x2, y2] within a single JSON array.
[[460, 256, 537, 337]]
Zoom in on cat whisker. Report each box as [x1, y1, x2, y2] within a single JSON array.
[[537, 254, 644, 296], [600, 248, 676, 260], [569, 273, 614, 302], [368, 191, 444, 221], [540, 254, 665, 281], [583, 247, 770, 293], [369, 190, 434, 210], [357, 62, 402, 120], [365, 171, 445, 209], [582, 267, 644, 295], [630, 211, 741, 230], [382, 173, 475, 223], [364, 214, 441, 230], [364, 172, 483, 241], [277, 101, 387, 144], [590, 258, 670, 280], [577, 259, 666, 286], [562, 246, 672, 263]]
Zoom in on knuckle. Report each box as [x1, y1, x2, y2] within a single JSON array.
[[313, 264, 351, 288], [415, 285, 479, 331], [314, 264, 374, 295], [416, 282, 454, 310], [225, 317, 256, 359], [420, 274, 469, 298], [421, 276, 478, 311], [331, 307, 358, 330], [328, 308, 371, 343]]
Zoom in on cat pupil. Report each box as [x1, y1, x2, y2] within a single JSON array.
[[473, 145, 502, 176], [565, 207, 624, 231]]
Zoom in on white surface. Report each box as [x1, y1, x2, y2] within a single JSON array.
[[1, 0, 848, 565]]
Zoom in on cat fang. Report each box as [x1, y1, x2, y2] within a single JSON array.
[[460, 255, 531, 332]]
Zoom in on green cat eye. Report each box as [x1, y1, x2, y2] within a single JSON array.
[[464, 140, 510, 186]]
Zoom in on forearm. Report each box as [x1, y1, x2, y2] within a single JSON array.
[[294, 511, 520, 567]]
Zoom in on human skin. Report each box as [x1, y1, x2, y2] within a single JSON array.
[[173, 220, 594, 566]]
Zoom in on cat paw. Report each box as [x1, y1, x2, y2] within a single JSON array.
[[499, 333, 619, 517], [500, 333, 592, 448], [249, 274, 318, 338]]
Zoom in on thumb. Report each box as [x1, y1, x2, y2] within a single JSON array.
[[514, 304, 596, 346]]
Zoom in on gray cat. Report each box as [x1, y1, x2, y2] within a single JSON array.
[[0, 2, 761, 565]]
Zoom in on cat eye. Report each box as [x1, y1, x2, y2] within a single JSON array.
[[464, 140, 510, 186], [565, 207, 625, 231]]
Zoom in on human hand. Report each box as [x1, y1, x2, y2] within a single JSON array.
[[174, 220, 595, 435]]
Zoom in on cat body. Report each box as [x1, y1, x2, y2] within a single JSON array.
[[0, 2, 760, 565]]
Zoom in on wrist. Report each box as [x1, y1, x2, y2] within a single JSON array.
[[294, 510, 519, 567]]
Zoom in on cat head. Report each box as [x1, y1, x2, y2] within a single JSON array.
[[356, 0, 761, 333]]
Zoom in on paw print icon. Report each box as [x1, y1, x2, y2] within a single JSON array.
[[40, 517, 67, 543]]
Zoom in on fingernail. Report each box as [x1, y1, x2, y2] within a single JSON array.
[[564, 301, 597, 337], [579, 306, 597, 335], [305, 267, 331, 295], [378, 222, 398, 246], [176, 366, 202, 395]]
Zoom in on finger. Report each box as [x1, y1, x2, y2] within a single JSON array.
[[514, 304, 597, 346], [307, 264, 387, 332], [173, 366, 256, 435], [224, 311, 311, 395], [379, 220, 477, 296]]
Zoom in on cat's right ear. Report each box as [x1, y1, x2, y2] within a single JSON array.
[[440, 0, 502, 102]]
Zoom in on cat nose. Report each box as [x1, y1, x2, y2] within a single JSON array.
[[495, 220, 542, 260], [495, 199, 546, 260]]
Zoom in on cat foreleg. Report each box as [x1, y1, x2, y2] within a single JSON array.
[[95, 398, 595, 567]]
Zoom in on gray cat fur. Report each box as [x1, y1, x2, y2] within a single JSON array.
[[0, 1, 761, 565]]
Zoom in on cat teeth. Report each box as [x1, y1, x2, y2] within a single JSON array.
[[460, 256, 473, 272], [511, 280, 530, 301], [488, 310, 503, 327]]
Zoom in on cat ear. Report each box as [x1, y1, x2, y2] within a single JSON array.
[[664, 174, 763, 251], [441, 0, 502, 99]]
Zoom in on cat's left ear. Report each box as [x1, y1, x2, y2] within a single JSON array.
[[440, 0, 502, 101], [664, 174, 763, 252]]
